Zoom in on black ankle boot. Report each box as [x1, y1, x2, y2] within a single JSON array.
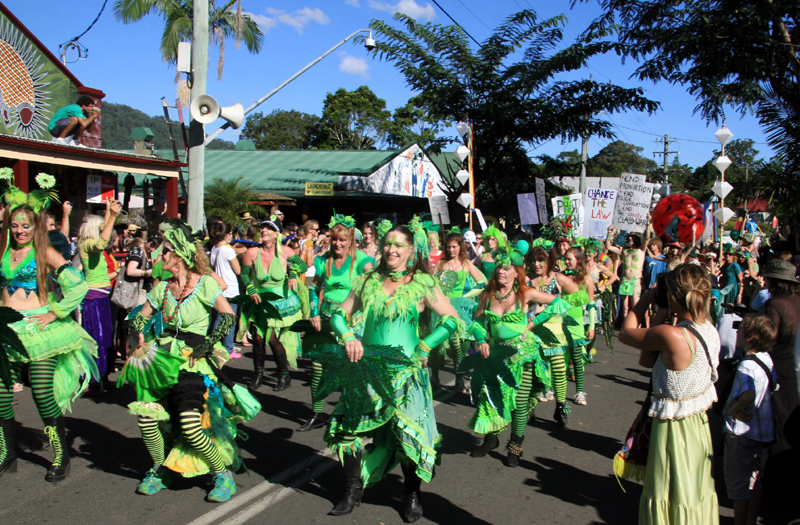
[[554, 401, 570, 428], [401, 462, 423, 522], [453, 374, 468, 394], [249, 346, 266, 391], [273, 372, 291, 392], [330, 452, 363, 516], [470, 433, 499, 458], [297, 412, 327, 432], [42, 416, 70, 482], [0, 418, 18, 477], [506, 434, 524, 468]]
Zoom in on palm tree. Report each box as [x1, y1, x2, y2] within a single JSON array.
[[113, 0, 263, 80], [204, 176, 265, 229]]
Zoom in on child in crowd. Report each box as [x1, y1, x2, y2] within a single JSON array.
[[723, 314, 779, 525]]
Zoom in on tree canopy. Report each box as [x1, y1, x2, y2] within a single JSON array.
[[587, 140, 658, 178], [312, 86, 393, 150], [240, 109, 320, 150]]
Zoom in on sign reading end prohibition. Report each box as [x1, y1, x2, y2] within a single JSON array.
[[305, 182, 334, 196]]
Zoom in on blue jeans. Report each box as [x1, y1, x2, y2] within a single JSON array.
[[211, 303, 238, 353]]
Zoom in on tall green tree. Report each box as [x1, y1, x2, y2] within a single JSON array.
[[313, 86, 393, 150], [386, 97, 450, 153], [366, 10, 658, 218], [240, 109, 320, 150], [114, 0, 264, 80], [587, 141, 658, 178]]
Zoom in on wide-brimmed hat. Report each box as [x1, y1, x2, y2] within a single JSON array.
[[240, 212, 254, 221], [762, 259, 799, 283], [127, 224, 140, 232]]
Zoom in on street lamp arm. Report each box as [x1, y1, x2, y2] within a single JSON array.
[[204, 28, 372, 145]]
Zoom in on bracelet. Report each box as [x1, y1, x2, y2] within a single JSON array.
[[417, 340, 432, 358], [341, 332, 356, 342]]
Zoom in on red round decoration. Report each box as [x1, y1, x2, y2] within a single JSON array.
[[651, 193, 706, 244]]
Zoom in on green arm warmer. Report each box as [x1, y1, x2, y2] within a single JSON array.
[[587, 304, 596, 331], [310, 280, 321, 317], [49, 265, 88, 319], [287, 255, 308, 280], [240, 263, 256, 296], [418, 315, 460, 358], [330, 311, 356, 342], [191, 312, 236, 358], [531, 297, 572, 326], [467, 318, 489, 345]]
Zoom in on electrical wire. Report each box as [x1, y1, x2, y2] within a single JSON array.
[[58, 0, 109, 63], [71, 0, 109, 42], [430, 0, 483, 47], [454, 0, 493, 31]]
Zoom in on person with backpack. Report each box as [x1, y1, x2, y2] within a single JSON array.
[[723, 314, 779, 525]]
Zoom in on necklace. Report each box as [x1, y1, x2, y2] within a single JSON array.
[[386, 269, 410, 282], [495, 287, 514, 301], [12, 245, 33, 262], [161, 275, 195, 323]]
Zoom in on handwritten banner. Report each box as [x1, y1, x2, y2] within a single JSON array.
[[535, 178, 548, 224], [551, 193, 584, 237], [612, 173, 653, 233], [517, 193, 540, 225], [584, 188, 617, 238], [428, 195, 450, 225]]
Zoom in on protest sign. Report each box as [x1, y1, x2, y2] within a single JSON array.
[[584, 188, 617, 238], [428, 195, 450, 225], [535, 178, 548, 224], [517, 193, 539, 225], [551, 193, 584, 237], [612, 173, 653, 233]]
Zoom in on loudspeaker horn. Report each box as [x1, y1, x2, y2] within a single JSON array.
[[219, 102, 244, 130], [190, 94, 220, 124]]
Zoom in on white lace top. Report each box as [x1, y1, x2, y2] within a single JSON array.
[[649, 320, 721, 420]]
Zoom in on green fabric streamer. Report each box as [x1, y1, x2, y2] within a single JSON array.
[[458, 344, 518, 414]]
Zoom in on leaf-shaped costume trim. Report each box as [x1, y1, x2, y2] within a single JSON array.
[[358, 272, 440, 323], [458, 344, 518, 413]]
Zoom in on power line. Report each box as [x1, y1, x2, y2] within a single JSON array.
[[453, 0, 493, 31], [430, 0, 483, 47]]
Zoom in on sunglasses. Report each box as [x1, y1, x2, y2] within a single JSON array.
[[311, 227, 320, 231], [161, 245, 174, 255]]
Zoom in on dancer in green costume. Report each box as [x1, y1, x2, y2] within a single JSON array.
[[525, 246, 580, 426], [562, 247, 595, 407], [240, 220, 308, 392], [301, 212, 374, 432], [0, 172, 99, 482], [322, 221, 461, 523], [120, 226, 243, 502], [475, 225, 504, 277], [467, 246, 575, 466], [431, 230, 486, 392]]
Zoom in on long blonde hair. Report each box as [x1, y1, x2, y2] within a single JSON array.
[[325, 224, 357, 279], [78, 214, 104, 244], [0, 205, 50, 302], [665, 264, 711, 322]]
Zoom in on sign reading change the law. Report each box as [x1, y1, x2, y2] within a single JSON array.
[[585, 188, 617, 238], [612, 173, 654, 233]]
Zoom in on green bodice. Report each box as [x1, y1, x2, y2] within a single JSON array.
[[484, 305, 527, 342], [254, 249, 287, 293]]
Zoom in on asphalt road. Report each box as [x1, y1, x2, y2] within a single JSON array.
[[0, 336, 761, 524]]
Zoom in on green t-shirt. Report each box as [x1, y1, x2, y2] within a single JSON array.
[[79, 237, 110, 288], [49, 104, 86, 130]]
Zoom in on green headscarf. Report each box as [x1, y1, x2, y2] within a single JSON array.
[[164, 228, 202, 268]]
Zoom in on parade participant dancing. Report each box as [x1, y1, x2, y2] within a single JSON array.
[[562, 247, 595, 406], [476, 225, 505, 277], [320, 220, 461, 522], [525, 246, 579, 424], [240, 220, 308, 392], [0, 171, 99, 481], [120, 226, 242, 502], [583, 240, 617, 353], [431, 229, 486, 392], [467, 246, 571, 466], [301, 212, 374, 432]]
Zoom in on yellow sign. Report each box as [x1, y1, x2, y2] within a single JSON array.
[[305, 182, 334, 196]]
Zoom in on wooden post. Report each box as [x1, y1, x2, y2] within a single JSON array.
[[167, 177, 179, 218], [13, 159, 28, 192]]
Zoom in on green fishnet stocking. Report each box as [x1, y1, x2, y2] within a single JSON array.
[[549, 354, 567, 402], [180, 410, 225, 473], [511, 363, 534, 437], [30, 358, 61, 419], [138, 416, 165, 465], [311, 360, 324, 413]]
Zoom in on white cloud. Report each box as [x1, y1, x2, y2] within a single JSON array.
[[368, 0, 436, 21], [249, 7, 330, 33], [345, 0, 360, 6], [338, 52, 370, 78]]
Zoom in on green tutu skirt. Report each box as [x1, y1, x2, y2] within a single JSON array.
[[240, 291, 303, 369], [7, 306, 99, 413]]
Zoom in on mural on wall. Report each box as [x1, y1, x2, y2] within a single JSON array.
[[338, 144, 445, 198], [0, 15, 50, 138]]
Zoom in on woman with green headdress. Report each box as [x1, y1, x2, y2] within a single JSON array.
[[582, 239, 617, 357], [240, 220, 308, 392], [561, 247, 595, 408], [476, 225, 505, 278], [431, 228, 487, 392], [316, 218, 461, 522], [467, 246, 573, 466], [300, 212, 374, 432], [120, 225, 243, 502], [0, 170, 99, 482]]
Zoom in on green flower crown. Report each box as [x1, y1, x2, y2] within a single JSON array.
[[374, 219, 394, 244], [328, 209, 356, 229], [0, 168, 59, 214], [492, 246, 524, 268], [447, 225, 461, 236]]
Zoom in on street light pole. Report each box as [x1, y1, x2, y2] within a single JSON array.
[[186, 0, 209, 230], [204, 29, 374, 145]]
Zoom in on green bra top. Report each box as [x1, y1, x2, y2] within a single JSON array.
[[484, 301, 527, 341], [254, 249, 286, 289]]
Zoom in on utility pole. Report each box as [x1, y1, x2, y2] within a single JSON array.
[[186, 0, 209, 230], [653, 134, 679, 184]]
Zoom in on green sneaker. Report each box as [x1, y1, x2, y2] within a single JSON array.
[[137, 466, 171, 495], [208, 471, 237, 502]]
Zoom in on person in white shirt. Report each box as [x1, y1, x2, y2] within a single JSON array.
[[210, 223, 241, 357]]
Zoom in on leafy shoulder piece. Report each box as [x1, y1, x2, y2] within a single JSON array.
[[0, 306, 26, 388], [303, 343, 413, 430], [457, 344, 518, 413]]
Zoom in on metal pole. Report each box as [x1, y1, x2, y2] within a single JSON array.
[[579, 131, 588, 196], [719, 141, 726, 260], [468, 120, 474, 231], [186, 0, 209, 229], [204, 29, 372, 145]]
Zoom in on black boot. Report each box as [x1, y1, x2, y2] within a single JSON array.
[[0, 418, 18, 477], [453, 374, 468, 394], [42, 416, 70, 482], [330, 452, 363, 516], [297, 412, 327, 432], [470, 433, 499, 458], [506, 434, 524, 468], [554, 401, 570, 428], [248, 345, 266, 391], [401, 462, 423, 523], [272, 353, 291, 392]]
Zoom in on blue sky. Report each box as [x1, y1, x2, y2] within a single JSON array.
[[5, 0, 773, 169]]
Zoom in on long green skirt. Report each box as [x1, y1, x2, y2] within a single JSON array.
[[639, 411, 719, 525]]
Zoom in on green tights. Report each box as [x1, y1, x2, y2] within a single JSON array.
[[138, 410, 225, 472], [511, 362, 536, 437], [547, 354, 567, 403], [0, 358, 62, 420]]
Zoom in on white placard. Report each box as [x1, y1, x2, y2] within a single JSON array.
[[86, 174, 115, 204], [428, 195, 450, 225], [584, 188, 618, 239], [517, 193, 539, 225], [612, 173, 654, 233], [473, 208, 488, 232], [551, 193, 584, 237], [535, 178, 548, 224]]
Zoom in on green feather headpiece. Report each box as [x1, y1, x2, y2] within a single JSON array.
[[482, 226, 507, 249], [447, 225, 461, 236], [531, 238, 555, 252], [492, 246, 524, 268], [328, 209, 356, 229], [408, 215, 430, 262], [0, 168, 59, 214], [374, 219, 393, 244], [577, 238, 602, 254]]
